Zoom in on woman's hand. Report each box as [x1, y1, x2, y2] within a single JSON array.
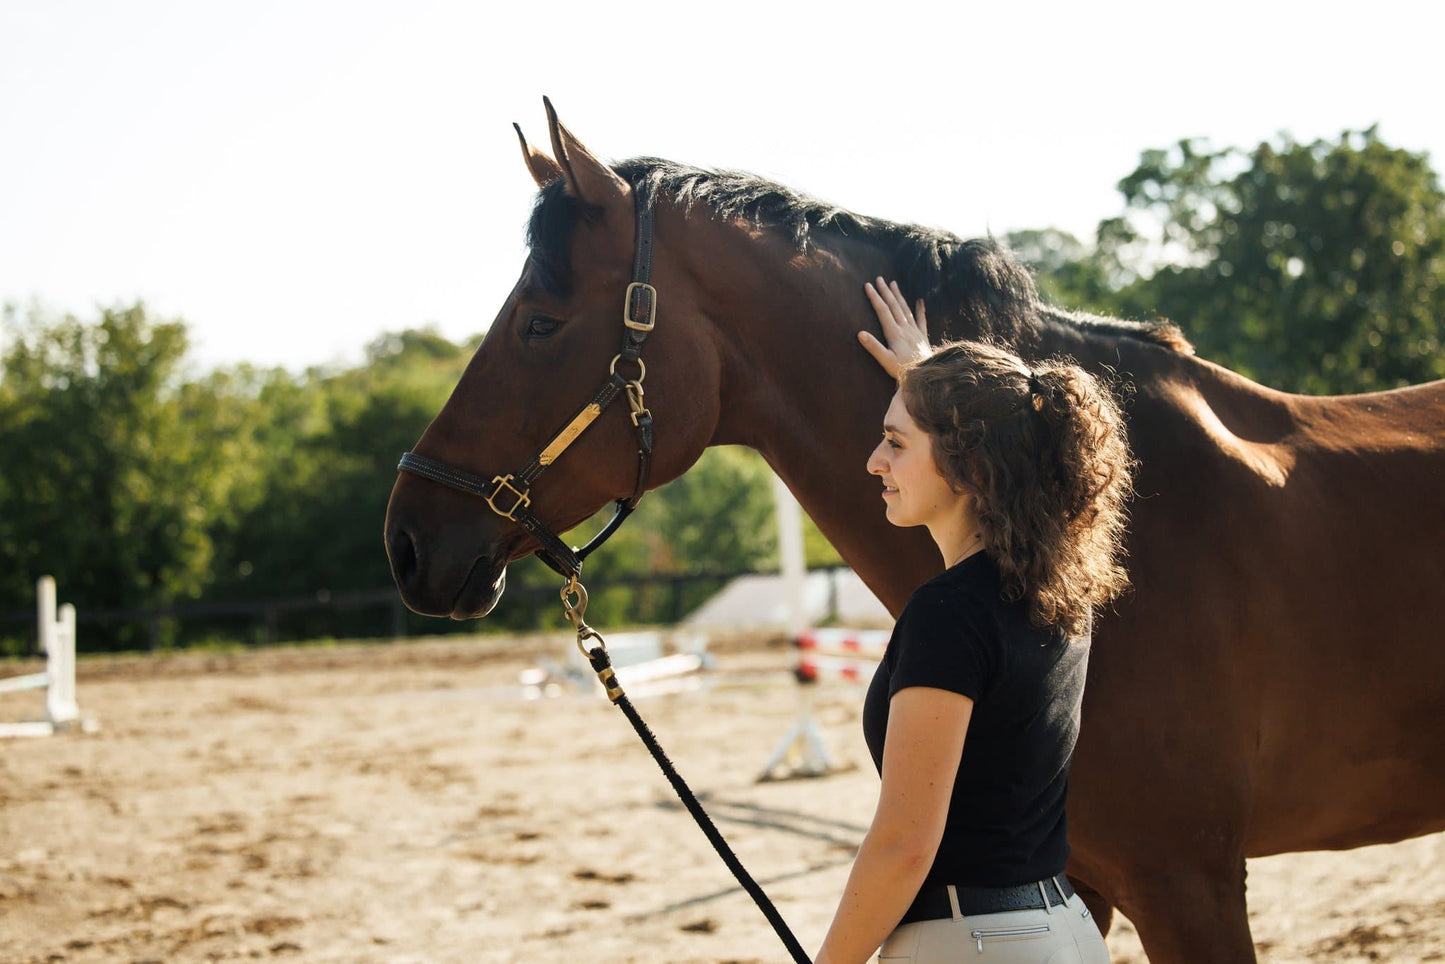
[[859, 278, 931, 380]]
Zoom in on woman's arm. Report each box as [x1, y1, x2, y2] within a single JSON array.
[[858, 278, 932, 379], [814, 686, 974, 964]]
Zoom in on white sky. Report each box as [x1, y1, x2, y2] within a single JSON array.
[[2, 0, 1442, 372]]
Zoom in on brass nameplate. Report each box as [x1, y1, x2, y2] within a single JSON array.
[[539, 403, 602, 465]]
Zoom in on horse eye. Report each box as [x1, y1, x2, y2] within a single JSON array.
[[525, 316, 564, 340]]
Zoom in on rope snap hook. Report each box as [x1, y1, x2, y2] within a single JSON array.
[[561, 576, 589, 626]]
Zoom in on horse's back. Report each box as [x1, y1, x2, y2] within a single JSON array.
[[1288, 376, 1445, 453]]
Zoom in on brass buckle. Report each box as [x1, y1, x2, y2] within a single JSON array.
[[623, 282, 657, 332], [485, 474, 531, 521]]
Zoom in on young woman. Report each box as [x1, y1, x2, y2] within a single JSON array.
[[814, 280, 1132, 963]]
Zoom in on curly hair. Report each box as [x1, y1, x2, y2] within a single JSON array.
[[898, 341, 1134, 636]]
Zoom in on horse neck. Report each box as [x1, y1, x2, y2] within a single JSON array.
[[679, 218, 942, 610], [668, 209, 1301, 607]]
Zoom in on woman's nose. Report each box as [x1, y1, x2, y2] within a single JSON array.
[[866, 442, 887, 475]]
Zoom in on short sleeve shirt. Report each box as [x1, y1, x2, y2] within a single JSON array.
[[861, 552, 1090, 888]]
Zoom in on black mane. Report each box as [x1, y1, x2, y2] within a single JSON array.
[[526, 157, 1188, 353]]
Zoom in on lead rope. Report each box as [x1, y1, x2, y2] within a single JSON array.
[[560, 576, 813, 964]]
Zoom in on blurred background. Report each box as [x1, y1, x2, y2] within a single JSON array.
[[3, 0, 1442, 651]]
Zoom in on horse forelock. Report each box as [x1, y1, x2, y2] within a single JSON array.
[[523, 156, 1186, 354], [525, 182, 598, 298]]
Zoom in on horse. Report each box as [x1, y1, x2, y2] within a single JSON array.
[[383, 100, 1445, 962]]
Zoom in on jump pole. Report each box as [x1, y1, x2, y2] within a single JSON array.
[[0, 576, 82, 738], [794, 628, 890, 682]]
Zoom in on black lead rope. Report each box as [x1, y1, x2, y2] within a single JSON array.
[[564, 585, 812, 964]]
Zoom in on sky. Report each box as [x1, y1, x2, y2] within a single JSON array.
[[2, 0, 1442, 373]]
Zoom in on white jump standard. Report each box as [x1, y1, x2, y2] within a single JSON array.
[[0, 576, 83, 738]]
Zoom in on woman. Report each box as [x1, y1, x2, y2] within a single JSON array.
[[814, 280, 1131, 963]]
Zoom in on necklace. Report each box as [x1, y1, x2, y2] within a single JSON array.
[[947, 533, 983, 569]]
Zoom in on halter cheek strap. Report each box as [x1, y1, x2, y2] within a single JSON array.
[[397, 182, 657, 579]]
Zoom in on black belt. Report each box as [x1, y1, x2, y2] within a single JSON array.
[[900, 874, 1075, 924]]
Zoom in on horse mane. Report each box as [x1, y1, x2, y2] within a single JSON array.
[[526, 157, 1190, 354], [1042, 305, 1196, 355]]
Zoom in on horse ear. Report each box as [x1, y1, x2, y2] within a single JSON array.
[[514, 123, 563, 189], [543, 95, 631, 207]]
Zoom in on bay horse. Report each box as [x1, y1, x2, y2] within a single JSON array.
[[383, 101, 1445, 962]]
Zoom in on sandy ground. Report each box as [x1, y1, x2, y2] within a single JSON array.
[[1, 633, 1441, 963]]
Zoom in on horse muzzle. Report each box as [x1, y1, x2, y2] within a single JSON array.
[[449, 558, 508, 620], [386, 521, 509, 620]]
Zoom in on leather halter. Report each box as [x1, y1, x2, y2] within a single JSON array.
[[397, 183, 658, 579]]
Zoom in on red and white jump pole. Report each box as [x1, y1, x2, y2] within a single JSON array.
[[793, 628, 890, 683]]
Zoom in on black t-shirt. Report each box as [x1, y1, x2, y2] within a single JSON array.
[[862, 552, 1089, 889]]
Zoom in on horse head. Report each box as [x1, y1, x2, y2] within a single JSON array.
[[384, 100, 722, 618], [383, 97, 1095, 620]]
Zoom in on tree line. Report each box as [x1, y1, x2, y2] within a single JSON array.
[[2, 127, 1441, 652]]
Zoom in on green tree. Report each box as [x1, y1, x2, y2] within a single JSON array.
[[1095, 128, 1445, 393], [208, 329, 474, 607], [0, 304, 241, 648], [1004, 228, 1113, 310]]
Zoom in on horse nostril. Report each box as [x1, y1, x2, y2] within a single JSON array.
[[390, 527, 419, 588]]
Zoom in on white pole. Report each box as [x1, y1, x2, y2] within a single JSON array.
[[35, 576, 79, 728], [37, 575, 56, 659], [47, 602, 79, 726], [757, 474, 837, 781], [771, 474, 808, 638]]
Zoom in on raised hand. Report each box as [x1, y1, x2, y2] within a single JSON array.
[[859, 278, 931, 380]]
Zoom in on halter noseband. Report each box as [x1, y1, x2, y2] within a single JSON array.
[[396, 183, 658, 580]]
